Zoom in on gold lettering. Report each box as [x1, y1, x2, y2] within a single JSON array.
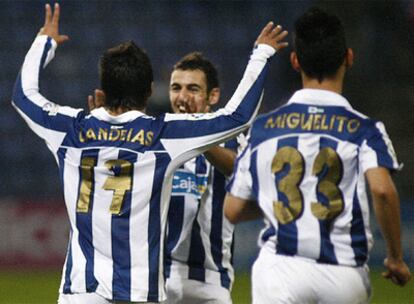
[[109, 129, 120, 141], [301, 114, 313, 130], [79, 131, 85, 143], [336, 116, 347, 132], [320, 115, 329, 130], [131, 129, 145, 144], [127, 129, 133, 141], [265, 117, 275, 128], [313, 114, 322, 130], [98, 128, 108, 141], [120, 130, 127, 141], [145, 131, 154, 146], [275, 114, 286, 128], [287, 113, 300, 129], [86, 128, 97, 140], [347, 119, 360, 133], [329, 115, 336, 130]]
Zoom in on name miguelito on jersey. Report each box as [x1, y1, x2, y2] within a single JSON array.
[[79, 127, 154, 146], [264, 111, 361, 133]]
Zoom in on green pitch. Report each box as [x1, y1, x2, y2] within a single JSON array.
[[0, 269, 412, 303]]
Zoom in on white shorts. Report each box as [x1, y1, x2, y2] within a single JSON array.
[[58, 292, 161, 304], [252, 249, 371, 304], [165, 277, 232, 304]]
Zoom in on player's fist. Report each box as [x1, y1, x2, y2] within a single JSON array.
[[382, 257, 411, 286], [38, 3, 69, 45], [255, 22, 288, 52]]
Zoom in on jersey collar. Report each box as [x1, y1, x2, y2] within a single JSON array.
[[90, 107, 147, 123], [287, 89, 352, 109]]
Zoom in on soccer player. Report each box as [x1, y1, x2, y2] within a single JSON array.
[[12, 3, 288, 304], [225, 7, 411, 304], [165, 53, 240, 304]]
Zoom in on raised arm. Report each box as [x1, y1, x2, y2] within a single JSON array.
[[12, 3, 81, 152], [366, 167, 411, 286], [161, 23, 288, 161]]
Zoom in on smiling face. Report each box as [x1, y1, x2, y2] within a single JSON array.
[[169, 69, 219, 114]]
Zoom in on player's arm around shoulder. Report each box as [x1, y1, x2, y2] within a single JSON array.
[[365, 167, 411, 286]]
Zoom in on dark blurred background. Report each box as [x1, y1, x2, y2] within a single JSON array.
[[0, 0, 413, 270]]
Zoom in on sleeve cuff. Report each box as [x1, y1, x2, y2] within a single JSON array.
[[255, 44, 276, 56]]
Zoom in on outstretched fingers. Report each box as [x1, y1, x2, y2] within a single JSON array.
[[52, 3, 61, 25], [260, 21, 274, 36], [255, 22, 289, 51], [44, 3, 52, 26]]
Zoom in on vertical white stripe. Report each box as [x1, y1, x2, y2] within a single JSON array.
[[297, 135, 321, 260], [63, 149, 87, 292], [130, 153, 155, 299], [257, 141, 279, 240], [93, 148, 118, 298], [331, 141, 358, 265]]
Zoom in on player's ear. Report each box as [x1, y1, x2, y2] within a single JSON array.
[[345, 48, 354, 68], [290, 52, 301, 72], [208, 87, 220, 106]]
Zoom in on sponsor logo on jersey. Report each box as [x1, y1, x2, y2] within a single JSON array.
[[172, 171, 208, 198], [42, 102, 59, 116]]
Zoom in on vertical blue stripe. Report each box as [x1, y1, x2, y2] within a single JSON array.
[[188, 156, 208, 283], [57, 148, 67, 187], [165, 196, 185, 278], [39, 38, 52, 71], [250, 151, 259, 201], [63, 231, 73, 294], [75, 149, 99, 292], [210, 167, 231, 289], [261, 226, 276, 243], [316, 137, 339, 264], [147, 153, 170, 302], [350, 159, 368, 266], [275, 137, 299, 256], [111, 151, 137, 301], [188, 203, 206, 282]]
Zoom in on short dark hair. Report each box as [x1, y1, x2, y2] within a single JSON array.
[[99, 41, 153, 110], [173, 52, 219, 93], [294, 7, 347, 82]]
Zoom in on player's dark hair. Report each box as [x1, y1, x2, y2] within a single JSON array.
[[173, 52, 219, 93], [294, 7, 347, 82], [99, 41, 153, 111]]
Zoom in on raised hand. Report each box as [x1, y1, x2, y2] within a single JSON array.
[[38, 3, 69, 45], [87, 89, 106, 112], [255, 22, 288, 52], [382, 257, 411, 286]]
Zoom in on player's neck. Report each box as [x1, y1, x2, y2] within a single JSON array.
[[105, 106, 146, 116], [302, 79, 343, 94], [301, 68, 345, 94]]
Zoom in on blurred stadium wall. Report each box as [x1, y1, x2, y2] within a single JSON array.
[[1, 1, 413, 271]]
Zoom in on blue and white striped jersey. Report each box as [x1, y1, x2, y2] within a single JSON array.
[[228, 89, 400, 267], [12, 35, 275, 302], [165, 138, 240, 291]]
